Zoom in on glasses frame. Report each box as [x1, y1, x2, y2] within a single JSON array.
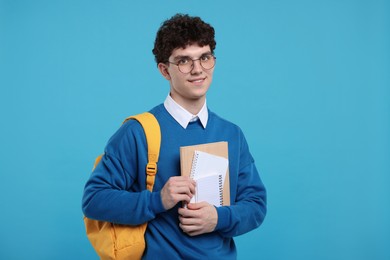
[[167, 55, 217, 74]]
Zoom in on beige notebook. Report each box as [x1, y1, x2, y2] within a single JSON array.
[[180, 141, 230, 206]]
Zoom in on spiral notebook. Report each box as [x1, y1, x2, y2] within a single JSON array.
[[192, 173, 224, 206], [189, 151, 228, 206], [180, 141, 230, 206]]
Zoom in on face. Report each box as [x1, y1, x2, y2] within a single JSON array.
[[158, 44, 215, 110]]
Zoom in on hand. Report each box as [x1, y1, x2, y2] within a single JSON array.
[[178, 202, 218, 236], [160, 176, 196, 210]]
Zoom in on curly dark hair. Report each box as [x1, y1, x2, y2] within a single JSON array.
[[152, 14, 216, 64]]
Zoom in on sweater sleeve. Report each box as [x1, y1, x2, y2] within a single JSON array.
[[82, 121, 166, 225], [215, 131, 267, 237]]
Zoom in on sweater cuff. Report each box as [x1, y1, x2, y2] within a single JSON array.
[[215, 206, 230, 231], [149, 191, 166, 215]]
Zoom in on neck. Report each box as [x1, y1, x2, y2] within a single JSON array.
[[183, 101, 204, 115], [170, 95, 205, 115]]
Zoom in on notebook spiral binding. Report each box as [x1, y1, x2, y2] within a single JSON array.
[[218, 174, 224, 206], [190, 152, 199, 179]]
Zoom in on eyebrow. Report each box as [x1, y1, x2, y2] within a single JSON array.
[[172, 51, 213, 61]]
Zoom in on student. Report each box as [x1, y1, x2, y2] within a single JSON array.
[[82, 13, 267, 259]]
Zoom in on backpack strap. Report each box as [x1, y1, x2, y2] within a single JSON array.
[[124, 112, 161, 192]]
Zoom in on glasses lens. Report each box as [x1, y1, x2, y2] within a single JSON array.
[[178, 63, 193, 74], [201, 56, 215, 70]]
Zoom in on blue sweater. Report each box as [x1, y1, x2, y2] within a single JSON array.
[[82, 104, 267, 259]]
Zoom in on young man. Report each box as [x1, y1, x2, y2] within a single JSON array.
[[82, 14, 266, 259]]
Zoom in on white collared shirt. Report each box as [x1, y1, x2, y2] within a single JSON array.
[[164, 95, 208, 129]]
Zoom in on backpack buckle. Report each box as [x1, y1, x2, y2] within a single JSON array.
[[146, 162, 157, 176]]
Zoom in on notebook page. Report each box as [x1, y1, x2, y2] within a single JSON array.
[[190, 150, 229, 185], [190, 174, 223, 207]]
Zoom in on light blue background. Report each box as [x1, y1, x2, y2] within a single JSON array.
[[1, 1, 389, 259]]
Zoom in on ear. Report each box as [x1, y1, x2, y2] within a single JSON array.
[[158, 63, 171, 80]]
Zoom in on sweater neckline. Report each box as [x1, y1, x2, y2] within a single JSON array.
[[157, 104, 212, 131]]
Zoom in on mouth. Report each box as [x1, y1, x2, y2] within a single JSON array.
[[188, 77, 206, 84]]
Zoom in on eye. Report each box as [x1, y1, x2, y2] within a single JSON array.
[[200, 54, 212, 61], [177, 58, 190, 65]]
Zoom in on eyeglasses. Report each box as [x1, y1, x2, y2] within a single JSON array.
[[168, 54, 216, 74]]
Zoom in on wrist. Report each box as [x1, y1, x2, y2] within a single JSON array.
[[150, 191, 166, 214], [215, 206, 230, 231]]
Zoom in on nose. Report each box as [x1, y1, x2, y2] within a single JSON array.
[[191, 59, 203, 74]]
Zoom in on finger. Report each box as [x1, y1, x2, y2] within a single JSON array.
[[186, 230, 202, 237], [179, 210, 202, 221], [170, 176, 196, 185], [174, 194, 194, 204], [176, 180, 196, 195], [168, 179, 196, 195], [173, 186, 194, 196], [163, 188, 193, 203], [179, 215, 201, 226], [171, 176, 196, 190], [178, 207, 199, 218], [179, 223, 201, 235], [164, 185, 193, 200], [187, 201, 208, 210]]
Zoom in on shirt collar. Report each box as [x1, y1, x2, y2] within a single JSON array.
[[164, 95, 208, 129]]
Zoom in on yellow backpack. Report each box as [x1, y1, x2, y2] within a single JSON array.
[[84, 112, 161, 260]]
